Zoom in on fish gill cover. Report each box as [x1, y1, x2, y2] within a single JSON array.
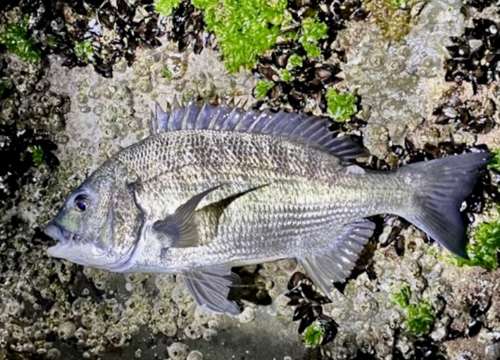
[[0, 0, 500, 360]]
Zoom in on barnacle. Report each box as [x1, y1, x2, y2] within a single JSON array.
[[167, 342, 189, 360], [187, 350, 204, 360]]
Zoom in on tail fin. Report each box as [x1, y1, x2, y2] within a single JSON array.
[[399, 152, 493, 258]]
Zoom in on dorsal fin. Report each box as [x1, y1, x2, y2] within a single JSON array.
[[150, 99, 365, 161]]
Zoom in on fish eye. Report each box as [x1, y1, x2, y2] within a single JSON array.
[[74, 194, 89, 212]]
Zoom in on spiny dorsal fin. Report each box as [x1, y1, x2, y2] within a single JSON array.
[[300, 219, 375, 296], [150, 99, 365, 161]]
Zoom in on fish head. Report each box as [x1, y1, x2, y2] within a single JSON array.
[[45, 170, 139, 269]]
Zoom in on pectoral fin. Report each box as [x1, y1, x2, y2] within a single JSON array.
[[183, 265, 241, 315], [153, 185, 222, 248], [300, 219, 375, 296]]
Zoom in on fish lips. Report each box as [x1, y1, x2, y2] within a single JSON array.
[[44, 222, 73, 245]]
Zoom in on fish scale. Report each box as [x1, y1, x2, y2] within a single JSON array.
[[45, 100, 492, 315]]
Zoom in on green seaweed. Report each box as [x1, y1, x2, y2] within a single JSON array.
[[74, 40, 93, 60], [254, 80, 274, 99], [29, 146, 44, 166], [406, 301, 435, 336], [46, 35, 57, 48], [154, 0, 181, 16], [299, 18, 328, 57], [447, 213, 500, 270], [389, 284, 411, 308], [389, 0, 407, 8], [488, 148, 500, 172], [287, 53, 303, 69], [325, 89, 358, 122], [192, 0, 287, 72], [162, 67, 174, 80], [390, 285, 436, 336], [0, 22, 40, 62], [279, 69, 293, 82], [302, 322, 324, 348]]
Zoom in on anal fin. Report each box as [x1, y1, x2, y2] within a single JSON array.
[[299, 219, 375, 296], [183, 265, 241, 315]]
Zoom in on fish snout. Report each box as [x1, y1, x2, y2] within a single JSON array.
[[44, 223, 71, 244]]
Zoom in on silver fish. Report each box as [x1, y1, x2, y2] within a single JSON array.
[[44, 99, 492, 315]]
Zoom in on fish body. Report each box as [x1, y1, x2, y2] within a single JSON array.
[[44, 100, 492, 314]]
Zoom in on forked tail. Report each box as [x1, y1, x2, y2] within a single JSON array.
[[398, 152, 493, 258]]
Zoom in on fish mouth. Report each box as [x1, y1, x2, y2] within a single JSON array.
[[44, 222, 105, 265], [44, 223, 79, 245]]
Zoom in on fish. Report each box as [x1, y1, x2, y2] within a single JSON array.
[[44, 99, 493, 315]]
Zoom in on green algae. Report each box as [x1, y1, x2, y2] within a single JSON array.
[[489, 148, 500, 172], [0, 82, 4, 100], [406, 301, 435, 336], [389, 0, 407, 9], [299, 18, 328, 57], [302, 322, 324, 348], [74, 40, 93, 61], [0, 22, 40, 62], [29, 146, 44, 166], [287, 53, 303, 69], [389, 284, 411, 308], [445, 212, 500, 271], [162, 66, 174, 80], [254, 79, 274, 99], [390, 285, 436, 336], [279, 69, 293, 82], [326, 89, 358, 122], [154, 0, 181, 16], [192, 0, 287, 72]]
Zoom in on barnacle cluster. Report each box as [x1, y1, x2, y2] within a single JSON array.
[[0, 55, 66, 208], [340, 0, 466, 159]]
